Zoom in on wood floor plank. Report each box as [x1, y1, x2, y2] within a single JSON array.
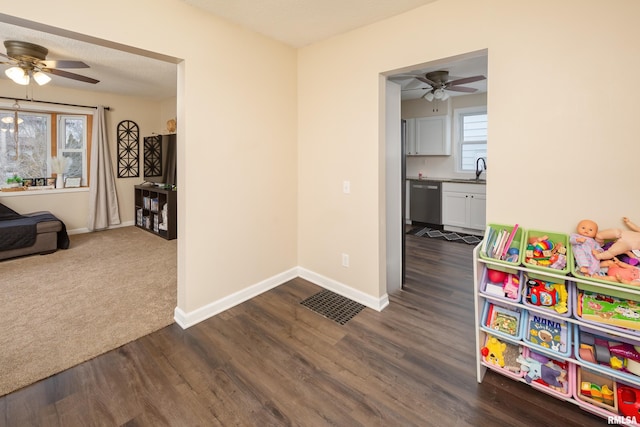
[[0, 234, 606, 426]]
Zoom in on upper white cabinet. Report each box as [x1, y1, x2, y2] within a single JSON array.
[[408, 115, 450, 156]]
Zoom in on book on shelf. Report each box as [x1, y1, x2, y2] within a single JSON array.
[[526, 313, 569, 354], [485, 303, 521, 337], [481, 224, 519, 261]]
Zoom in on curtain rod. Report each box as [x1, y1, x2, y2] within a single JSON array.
[[0, 96, 110, 110]]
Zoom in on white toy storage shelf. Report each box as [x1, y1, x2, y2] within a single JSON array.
[[474, 228, 640, 425]]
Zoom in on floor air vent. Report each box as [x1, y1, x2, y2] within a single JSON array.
[[300, 290, 365, 325]]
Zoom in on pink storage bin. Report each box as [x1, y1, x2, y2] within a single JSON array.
[[520, 347, 574, 399], [574, 366, 618, 415], [479, 265, 522, 303], [481, 333, 524, 380]]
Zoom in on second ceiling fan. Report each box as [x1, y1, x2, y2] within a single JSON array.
[[405, 70, 486, 101]]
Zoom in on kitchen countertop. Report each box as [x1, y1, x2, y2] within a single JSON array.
[[407, 176, 486, 184]]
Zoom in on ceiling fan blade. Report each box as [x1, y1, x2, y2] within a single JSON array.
[[0, 52, 14, 61], [402, 87, 430, 92], [446, 86, 477, 93], [41, 60, 89, 69], [447, 75, 486, 86], [416, 76, 437, 87], [43, 68, 99, 84]]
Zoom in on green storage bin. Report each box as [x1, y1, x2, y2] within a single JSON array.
[[479, 223, 524, 268], [523, 229, 571, 275]]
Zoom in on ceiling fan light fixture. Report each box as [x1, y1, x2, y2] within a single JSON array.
[[33, 70, 51, 85], [441, 91, 449, 101], [5, 66, 29, 85], [433, 88, 445, 100], [423, 91, 434, 102]]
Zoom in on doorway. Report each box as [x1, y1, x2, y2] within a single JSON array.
[[384, 50, 488, 294]]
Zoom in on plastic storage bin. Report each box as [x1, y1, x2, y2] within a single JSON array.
[[479, 223, 525, 267], [524, 311, 572, 357], [522, 272, 573, 318], [480, 333, 524, 380], [520, 347, 574, 399], [479, 265, 522, 303], [523, 229, 571, 275], [574, 324, 640, 383], [575, 366, 618, 413], [481, 300, 526, 341], [574, 289, 640, 335]]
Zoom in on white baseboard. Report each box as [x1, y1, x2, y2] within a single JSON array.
[[297, 267, 389, 312], [67, 220, 135, 235], [174, 266, 390, 329], [174, 267, 299, 329]]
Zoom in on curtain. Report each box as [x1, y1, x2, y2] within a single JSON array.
[[162, 134, 177, 186], [87, 106, 121, 231]]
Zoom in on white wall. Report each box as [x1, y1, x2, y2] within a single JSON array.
[[298, 0, 640, 301], [0, 80, 172, 232]]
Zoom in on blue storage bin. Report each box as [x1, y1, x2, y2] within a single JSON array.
[[481, 300, 526, 341], [574, 324, 640, 384], [524, 311, 572, 357]]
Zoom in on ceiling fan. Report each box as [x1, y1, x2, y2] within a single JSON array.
[[0, 40, 99, 86], [400, 70, 485, 101]]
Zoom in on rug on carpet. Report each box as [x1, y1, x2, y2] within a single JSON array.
[[407, 226, 482, 245]]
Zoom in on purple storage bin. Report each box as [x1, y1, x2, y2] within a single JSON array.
[[479, 265, 522, 303], [522, 274, 574, 318]]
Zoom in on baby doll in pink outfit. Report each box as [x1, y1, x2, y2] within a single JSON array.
[[570, 219, 603, 276], [593, 217, 640, 261]]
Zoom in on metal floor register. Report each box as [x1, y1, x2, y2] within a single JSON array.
[[300, 290, 365, 325]]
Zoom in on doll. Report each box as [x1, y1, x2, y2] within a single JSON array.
[[599, 258, 640, 285], [593, 217, 640, 261], [570, 219, 603, 276]]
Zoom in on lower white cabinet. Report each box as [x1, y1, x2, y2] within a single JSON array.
[[442, 182, 486, 233]]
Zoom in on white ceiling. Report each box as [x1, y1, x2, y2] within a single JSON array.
[[0, 1, 486, 101], [181, 0, 438, 48]]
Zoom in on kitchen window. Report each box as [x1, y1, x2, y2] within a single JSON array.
[[0, 107, 91, 186], [455, 106, 487, 172]]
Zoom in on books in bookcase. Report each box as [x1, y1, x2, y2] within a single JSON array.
[[525, 312, 571, 356], [480, 224, 520, 263], [485, 303, 522, 338]]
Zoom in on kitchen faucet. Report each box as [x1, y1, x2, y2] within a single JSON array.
[[475, 157, 487, 180]]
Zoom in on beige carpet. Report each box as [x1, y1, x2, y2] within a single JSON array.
[[0, 226, 177, 396]]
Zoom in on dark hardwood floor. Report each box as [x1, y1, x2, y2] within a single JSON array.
[[0, 234, 604, 426]]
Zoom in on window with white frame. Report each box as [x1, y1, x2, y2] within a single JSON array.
[[0, 107, 91, 186], [455, 106, 487, 172]]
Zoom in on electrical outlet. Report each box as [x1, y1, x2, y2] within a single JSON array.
[[343, 180, 350, 194], [341, 253, 349, 267]]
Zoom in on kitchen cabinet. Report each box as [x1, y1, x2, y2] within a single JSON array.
[[415, 116, 451, 155], [442, 182, 485, 233]]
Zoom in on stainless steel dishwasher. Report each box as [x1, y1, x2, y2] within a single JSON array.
[[409, 180, 442, 225]]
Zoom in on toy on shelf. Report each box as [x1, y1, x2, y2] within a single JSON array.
[[525, 234, 567, 271], [481, 335, 522, 376], [576, 326, 640, 381], [594, 217, 640, 262], [576, 367, 618, 411], [524, 277, 569, 314], [599, 258, 640, 285], [576, 291, 640, 332], [617, 384, 640, 418], [570, 219, 603, 277], [482, 267, 521, 301], [517, 349, 569, 395]]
